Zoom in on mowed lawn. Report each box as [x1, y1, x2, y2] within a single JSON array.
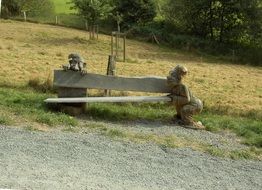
[[0, 20, 261, 118]]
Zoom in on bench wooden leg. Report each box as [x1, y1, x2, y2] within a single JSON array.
[[57, 87, 87, 115], [60, 103, 86, 116]]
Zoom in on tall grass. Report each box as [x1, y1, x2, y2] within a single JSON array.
[[86, 102, 174, 122]]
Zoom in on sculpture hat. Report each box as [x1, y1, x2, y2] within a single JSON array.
[[169, 65, 188, 77], [176, 65, 188, 74]]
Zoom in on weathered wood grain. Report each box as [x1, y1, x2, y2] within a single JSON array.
[[54, 70, 171, 93], [45, 96, 171, 103]]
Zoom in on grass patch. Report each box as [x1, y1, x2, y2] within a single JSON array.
[[28, 73, 55, 93], [84, 122, 261, 160], [86, 102, 262, 148], [35, 112, 77, 126], [229, 150, 254, 160], [105, 129, 126, 138], [0, 84, 260, 149], [196, 113, 262, 148], [0, 87, 77, 127], [62, 126, 78, 133], [25, 125, 43, 132], [205, 146, 261, 160], [95, 125, 189, 148], [0, 115, 11, 125], [205, 146, 226, 157], [52, 0, 76, 14], [126, 58, 140, 64], [16, 14, 86, 30], [86, 102, 174, 122], [204, 105, 262, 120], [83, 123, 108, 131]]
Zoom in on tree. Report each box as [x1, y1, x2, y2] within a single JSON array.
[[1, 0, 54, 18], [112, 11, 123, 32], [239, 0, 262, 46], [20, 0, 55, 17], [1, 0, 20, 18], [163, 0, 188, 32], [164, 0, 262, 43], [71, 0, 113, 38], [115, 0, 157, 30]]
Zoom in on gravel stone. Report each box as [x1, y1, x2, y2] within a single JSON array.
[[0, 125, 261, 190]]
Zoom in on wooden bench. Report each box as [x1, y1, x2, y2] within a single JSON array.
[[45, 70, 172, 114]]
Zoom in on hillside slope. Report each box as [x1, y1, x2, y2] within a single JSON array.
[[0, 20, 261, 117]]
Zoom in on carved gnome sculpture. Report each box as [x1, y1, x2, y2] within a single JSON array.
[[167, 65, 205, 130]]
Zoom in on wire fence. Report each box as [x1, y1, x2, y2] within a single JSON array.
[[10, 13, 114, 35]]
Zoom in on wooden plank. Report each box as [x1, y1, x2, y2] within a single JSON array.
[[45, 96, 171, 103], [54, 70, 171, 93]]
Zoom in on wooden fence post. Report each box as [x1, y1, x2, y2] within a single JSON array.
[[23, 11, 27, 22], [104, 55, 116, 96], [123, 35, 126, 62], [111, 32, 114, 56]]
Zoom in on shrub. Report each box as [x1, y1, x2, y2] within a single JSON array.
[[28, 77, 41, 89], [28, 74, 55, 93]]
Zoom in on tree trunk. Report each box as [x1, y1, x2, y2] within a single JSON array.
[[219, 5, 226, 43], [92, 25, 95, 39], [209, 0, 214, 39]]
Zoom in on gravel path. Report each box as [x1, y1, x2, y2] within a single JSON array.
[[0, 125, 261, 190], [89, 120, 248, 151]]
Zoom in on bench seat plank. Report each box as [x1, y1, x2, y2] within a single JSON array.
[[54, 70, 171, 93], [45, 96, 171, 103]]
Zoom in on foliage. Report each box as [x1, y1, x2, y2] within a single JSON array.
[[21, 0, 55, 17], [1, 0, 21, 18], [1, 0, 55, 18], [53, 0, 76, 14], [237, 46, 262, 65], [131, 0, 262, 65], [69, 0, 113, 39], [164, 0, 262, 44], [114, 0, 157, 30], [70, 0, 113, 25]]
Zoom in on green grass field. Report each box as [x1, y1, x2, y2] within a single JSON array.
[[52, 0, 75, 14]]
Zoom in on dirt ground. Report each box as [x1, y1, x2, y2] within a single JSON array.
[[0, 125, 261, 190]]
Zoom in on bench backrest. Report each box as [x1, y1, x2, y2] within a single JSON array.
[[54, 70, 171, 93]]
